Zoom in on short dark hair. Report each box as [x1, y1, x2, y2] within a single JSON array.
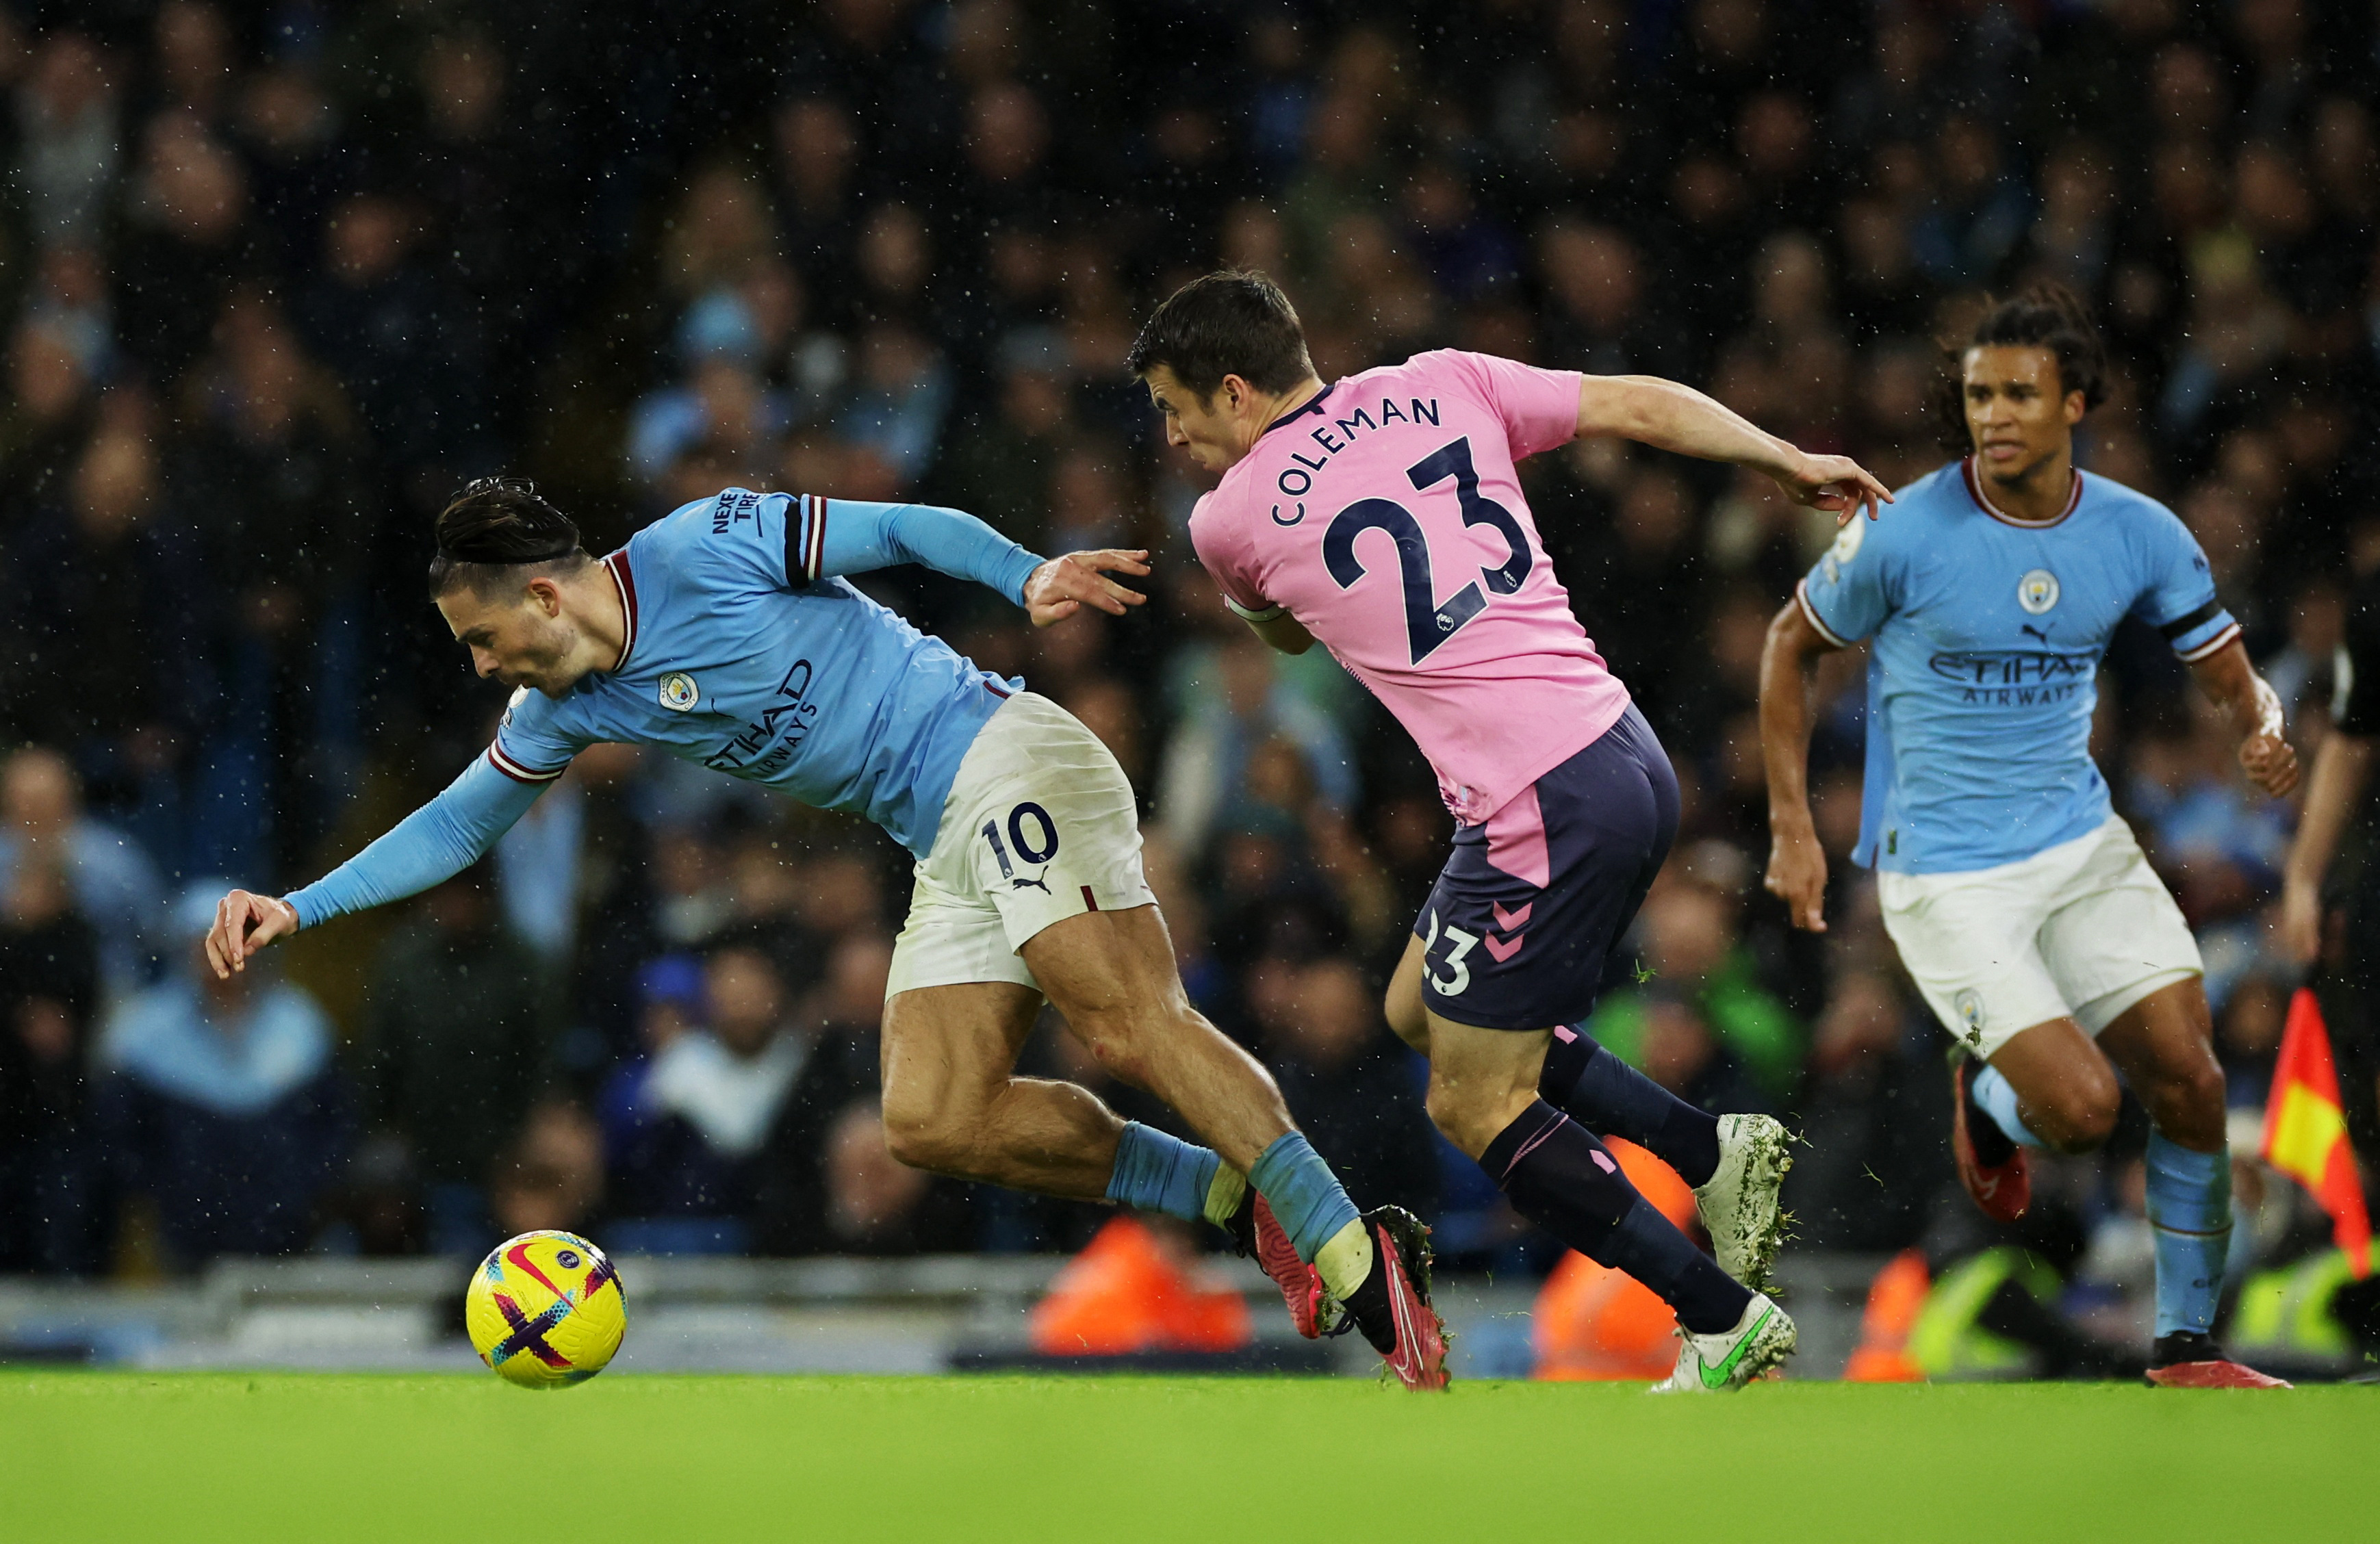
[[426, 476, 590, 599], [1936, 281, 2110, 448], [1126, 269, 1316, 400]]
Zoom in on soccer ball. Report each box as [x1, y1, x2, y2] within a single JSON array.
[[464, 1230, 628, 1388]]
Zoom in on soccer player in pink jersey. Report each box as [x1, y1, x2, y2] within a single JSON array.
[[1129, 271, 1891, 1390]]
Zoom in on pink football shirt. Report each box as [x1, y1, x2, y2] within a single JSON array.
[[1190, 350, 1631, 827]]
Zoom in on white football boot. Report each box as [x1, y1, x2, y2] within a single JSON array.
[[1651, 1292, 1797, 1393], [1692, 1114, 1793, 1289]]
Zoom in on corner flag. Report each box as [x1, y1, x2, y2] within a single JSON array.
[[2260, 988, 2372, 1279]]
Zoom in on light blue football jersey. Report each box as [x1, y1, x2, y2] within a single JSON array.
[[285, 489, 1045, 931], [1798, 459, 2238, 875], [489, 489, 1033, 858]]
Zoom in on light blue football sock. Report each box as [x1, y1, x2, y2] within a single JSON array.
[[1247, 1131, 1362, 1264], [2145, 1131, 2231, 1338], [1104, 1122, 1220, 1224], [1971, 1064, 2048, 1149]]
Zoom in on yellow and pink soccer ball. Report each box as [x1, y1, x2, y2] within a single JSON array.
[[464, 1230, 628, 1388]]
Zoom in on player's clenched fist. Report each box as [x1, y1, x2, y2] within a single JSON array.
[[206, 888, 300, 979], [1025, 549, 1151, 628], [2240, 734, 2300, 797], [2236, 676, 2301, 797]]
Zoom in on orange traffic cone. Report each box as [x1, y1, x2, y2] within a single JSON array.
[[1029, 1215, 1253, 1355], [1533, 1250, 1682, 1380], [1842, 1248, 1929, 1382]]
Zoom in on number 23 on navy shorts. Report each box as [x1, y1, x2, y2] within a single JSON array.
[[1415, 704, 1679, 1031], [886, 691, 1157, 999]]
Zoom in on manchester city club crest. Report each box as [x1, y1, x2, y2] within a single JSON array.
[[1953, 988, 1986, 1047], [2017, 569, 2060, 615], [658, 671, 700, 712]]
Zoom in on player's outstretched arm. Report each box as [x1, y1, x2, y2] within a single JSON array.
[[1758, 600, 1841, 932], [2279, 732, 2373, 964], [207, 754, 548, 979], [2188, 639, 2301, 799], [803, 497, 1151, 626], [1023, 549, 1151, 628], [1575, 374, 1892, 524], [804, 498, 1047, 606]]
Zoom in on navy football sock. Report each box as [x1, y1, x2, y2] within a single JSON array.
[[1481, 1100, 1751, 1335], [1539, 1028, 1722, 1187]]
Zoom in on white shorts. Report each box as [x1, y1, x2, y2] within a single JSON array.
[[1877, 816, 2202, 1060], [884, 691, 1157, 999]]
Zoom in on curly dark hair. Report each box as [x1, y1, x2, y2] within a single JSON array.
[[1933, 282, 2110, 452], [426, 477, 589, 598]]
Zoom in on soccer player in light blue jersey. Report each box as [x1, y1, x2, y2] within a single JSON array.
[[1761, 287, 2301, 1388], [204, 477, 1444, 1384]]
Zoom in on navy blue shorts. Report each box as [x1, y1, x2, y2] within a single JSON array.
[[1413, 704, 1679, 1031]]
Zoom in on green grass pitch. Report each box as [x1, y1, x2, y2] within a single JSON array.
[[1, 1372, 2368, 1541]]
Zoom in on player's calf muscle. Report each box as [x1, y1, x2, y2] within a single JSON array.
[[1030, 908, 1200, 1085], [1109, 1007, 1297, 1166], [1025, 906, 1295, 1166], [1422, 1016, 1552, 1157]]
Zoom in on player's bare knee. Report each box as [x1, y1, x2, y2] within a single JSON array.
[[1383, 990, 1429, 1054], [880, 1096, 972, 1174], [1423, 1083, 1496, 1159], [2164, 1059, 2226, 1120], [2035, 1079, 2120, 1153], [1071, 1005, 1156, 1087], [2146, 1057, 2227, 1146]]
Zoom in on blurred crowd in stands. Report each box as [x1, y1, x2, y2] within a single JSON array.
[[1, 0, 2376, 1331]]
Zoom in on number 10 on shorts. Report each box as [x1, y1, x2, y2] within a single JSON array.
[[982, 801, 1060, 879]]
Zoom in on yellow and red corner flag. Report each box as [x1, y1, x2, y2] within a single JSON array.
[[2261, 988, 2372, 1278]]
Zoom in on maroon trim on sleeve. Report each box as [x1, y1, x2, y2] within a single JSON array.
[[2175, 622, 2244, 665], [1795, 578, 1854, 648], [487, 743, 565, 784], [806, 495, 829, 580], [604, 550, 640, 671]]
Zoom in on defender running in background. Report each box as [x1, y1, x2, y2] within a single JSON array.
[[1761, 285, 2299, 1389]]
